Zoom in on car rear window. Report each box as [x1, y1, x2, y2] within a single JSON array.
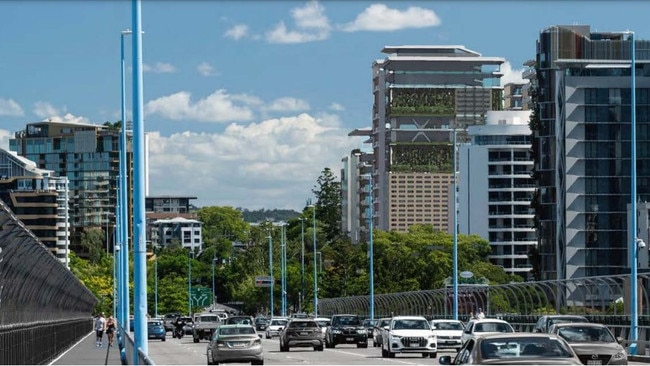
[[220, 326, 256, 335], [333, 316, 361, 326], [290, 321, 318, 328]]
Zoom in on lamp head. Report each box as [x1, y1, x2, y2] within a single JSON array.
[[637, 238, 646, 249]]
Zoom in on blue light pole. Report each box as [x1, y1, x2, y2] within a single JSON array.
[[628, 30, 639, 356], [368, 175, 374, 321], [281, 223, 286, 317], [311, 205, 318, 317], [131, 0, 148, 358], [268, 235, 274, 317], [299, 218, 305, 311], [119, 28, 131, 332], [188, 248, 193, 316], [452, 129, 458, 320]]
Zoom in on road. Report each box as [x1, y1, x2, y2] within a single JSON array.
[[145, 331, 650, 365], [147, 333, 448, 365]]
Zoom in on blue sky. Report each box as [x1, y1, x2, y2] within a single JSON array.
[[1, 1, 649, 210]]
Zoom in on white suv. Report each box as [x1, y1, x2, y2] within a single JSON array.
[[431, 319, 464, 352], [381, 316, 437, 358], [460, 318, 514, 345]]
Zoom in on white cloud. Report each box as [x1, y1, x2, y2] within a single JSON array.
[[33, 101, 59, 118], [340, 4, 441, 32], [144, 89, 262, 123], [264, 97, 310, 112], [266, 1, 331, 44], [0, 129, 11, 149], [45, 113, 89, 124], [0, 98, 24, 116], [143, 62, 176, 73], [500, 61, 527, 86], [146, 112, 358, 210], [329, 102, 345, 111], [224, 24, 249, 40], [197, 62, 219, 77]]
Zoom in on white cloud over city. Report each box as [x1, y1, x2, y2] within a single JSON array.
[[0, 98, 24, 116], [224, 24, 249, 40], [500, 61, 527, 86], [146, 112, 358, 209], [197, 62, 219, 77], [266, 0, 331, 44], [339, 4, 441, 32]]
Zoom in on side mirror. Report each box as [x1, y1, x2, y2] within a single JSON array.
[[259, 334, 263, 339], [439, 355, 452, 365], [616, 337, 624, 344], [383, 326, 389, 330]]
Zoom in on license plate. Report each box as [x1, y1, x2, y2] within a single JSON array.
[[587, 361, 601, 365], [346, 337, 354, 342], [231, 341, 247, 347]]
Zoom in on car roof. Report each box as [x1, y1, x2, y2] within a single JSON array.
[[543, 314, 588, 319], [431, 319, 462, 322], [220, 323, 255, 328], [314, 317, 330, 321], [469, 318, 510, 323], [552, 322, 603, 328], [476, 332, 563, 340], [391, 315, 427, 320]]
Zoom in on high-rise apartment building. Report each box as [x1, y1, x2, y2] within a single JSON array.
[[145, 195, 198, 250], [532, 25, 650, 280], [503, 82, 530, 111], [341, 149, 373, 243], [9, 121, 132, 256], [0, 148, 71, 267], [458, 111, 536, 276], [359, 45, 505, 232]]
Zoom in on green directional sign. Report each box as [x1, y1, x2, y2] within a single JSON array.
[[190, 287, 213, 308]]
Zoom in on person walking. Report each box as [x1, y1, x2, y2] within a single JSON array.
[[95, 312, 106, 347], [106, 316, 116, 347]]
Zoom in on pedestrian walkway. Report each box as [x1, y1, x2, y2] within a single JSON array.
[[50, 331, 124, 365]]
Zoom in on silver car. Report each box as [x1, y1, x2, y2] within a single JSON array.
[[206, 324, 263, 365], [549, 322, 628, 365]]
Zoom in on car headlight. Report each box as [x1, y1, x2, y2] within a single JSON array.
[[428, 335, 436, 339], [216, 341, 226, 347], [333, 329, 341, 334], [390, 335, 401, 342], [253, 339, 261, 345], [357, 329, 366, 334], [611, 350, 627, 360]]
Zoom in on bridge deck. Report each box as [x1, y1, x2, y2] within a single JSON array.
[[50, 331, 124, 365]]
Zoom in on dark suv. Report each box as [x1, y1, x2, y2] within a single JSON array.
[[534, 315, 589, 333], [325, 314, 368, 348], [279, 318, 324, 352]]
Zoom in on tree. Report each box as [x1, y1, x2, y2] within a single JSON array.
[[311, 168, 342, 242]]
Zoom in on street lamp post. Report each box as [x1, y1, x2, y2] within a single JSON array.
[[268, 235, 274, 317], [188, 247, 193, 316], [367, 174, 374, 321], [316, 252, 322, 273], [154, 247, 158, 318], [311, 205, 318, 317], [212, 256, 216, 309], [299, 218, 305, 311], [452, 129, 458, 321], [628, 30, 639, 355], [281, 223, 287, 317]]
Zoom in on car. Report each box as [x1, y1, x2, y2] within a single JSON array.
[[534, 314, 590, 333], [225, 315, 255, 326], [325, 314, 368, 348], [174, 316, 195, 335], [265, 318, 288, 339], [163, 313, 180, 332], [147, 320, 166, 341], [439, 332, 583, 365], [460, 318, 514, 345], [206, 324, 263, 365], [381, 315, 437, 358], [278, 318, 325, 352], [254, 317, 269, 331], [314, 317, 331, 337], [431, 319, 464, 352], [549, 322, 628, 365], [373, 317, 391, 347], [362, 318, 377, 338]]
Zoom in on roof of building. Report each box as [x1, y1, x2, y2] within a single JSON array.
[[153, 216, 201, 224], [146, 212, 198, 220]]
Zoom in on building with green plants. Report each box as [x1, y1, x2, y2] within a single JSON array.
[[358, 45, 505, 232]]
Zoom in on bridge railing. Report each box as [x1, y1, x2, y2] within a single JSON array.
[[0, 199, 97, 364], [319, 273, 650, 355]]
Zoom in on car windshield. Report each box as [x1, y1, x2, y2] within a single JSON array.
[[433, 321, 463, 330], [289, 321, 318, 328], [557, 326, 615, 343], [363, 319, 375, 327], [333, 316, 361, 326], [474, 322, 513, 333], [548, 317, 586, 328], [392, 319, 430, 330], [228, 317, 252, 325], [219, 327, 256, 335], [480, 337, 574, 359], [379, 319, 390, 327], [271, 319, 288, 326]]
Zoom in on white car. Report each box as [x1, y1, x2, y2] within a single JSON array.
[[314, 317, 331, 336], [430, 319, 464, 352], [265, 318, 288, 339], [460, 318, 514, 345], [381, 315, 437, 358]]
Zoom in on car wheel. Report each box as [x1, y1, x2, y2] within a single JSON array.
[[456, 348, 461, 352], [251, 360, 263, 365], [381, 346, 388, 358], [193, 337, 199, 343], [162, 337, 165, 342], [422, 353, 428, 358], [429, 352, 437, 358], [317, 345, 324, 351], [388, 346, 395, 358]]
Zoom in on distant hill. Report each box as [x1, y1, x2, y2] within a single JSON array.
[[238, 208, 302, 223]]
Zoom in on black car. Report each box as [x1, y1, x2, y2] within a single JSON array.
[[325, 314, 368, 348], [362, 318, 376, 338], [255, 317, 269, 331]]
